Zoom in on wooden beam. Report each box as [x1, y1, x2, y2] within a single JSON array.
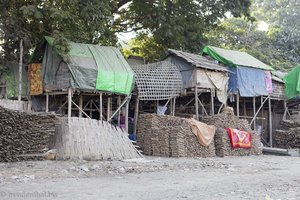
[[107, 97, 111, 121], [79, 94, 83, 117], [45, 93, 49, 113], [18, 39, 23, 102], [250, 96, 269, 126], [100, 93, 103, 121], [71, 100, 91, 119], [211, 89, 214, 115], [118, 96, 121, 126], [253, 97, 256, 130], [125, 96, 130, 133], [236, 92, 240, 117], [195, 86, 199, 120], [283, 100, 288, 120], [68, 88, 72, 118], [172, 97, 176, 116], [89, 99, 93, 118], [133, 96, 139, 134], [268, 96, 273, 147]]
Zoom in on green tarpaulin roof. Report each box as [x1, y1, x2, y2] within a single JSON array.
[[283, 65, 300, 100], [202, 45, 273, 70], [37, 36, 134, 95]]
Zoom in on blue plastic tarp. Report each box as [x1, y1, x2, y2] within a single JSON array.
[[228, 66, 268, 97]]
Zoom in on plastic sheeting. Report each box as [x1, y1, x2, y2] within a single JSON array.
[[34, 37, 134, 95], [228, 66, 270, 97], [283, 65, 300, 99], [196, 69, 228, 104]]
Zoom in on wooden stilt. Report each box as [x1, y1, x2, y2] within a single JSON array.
[[68, 88, 72, 118], [18, 39, 23, 102], [89, 99, 93, 118], [195, 86, 199, 120], [100, 93, 103, 121], [243, 98, 246, 116], [253, 97, 256, 130], [79, 94, 83, 117], [261, 96, 264, 130], [117, 96, 121, 126], [268, 96, 273, 147], [133, 96, 139, 134], [172, 97, 176, 116], [107, 96, 111, 122], [211, 89, 214, 115], [45, 93, 49, 112], [125, 96, 130, 133], [283, 100, 287, 120], [236, 92, 240, 117]]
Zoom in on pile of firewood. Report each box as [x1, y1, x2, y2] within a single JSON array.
[[202, 109, 262, 157], [274, 120, 300, 149], [137, 114, 216, 157], [0, 106, 57, 162]]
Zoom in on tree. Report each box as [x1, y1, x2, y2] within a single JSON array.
[[118, 0, 252, 56], [0, 0, 117, 62]]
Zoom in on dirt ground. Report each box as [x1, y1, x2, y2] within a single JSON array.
[[0, 155, 299, 200]]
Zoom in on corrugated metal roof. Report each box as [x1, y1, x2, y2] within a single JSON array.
[[168, 49, 228, 72], [204, 46, 273, 70]]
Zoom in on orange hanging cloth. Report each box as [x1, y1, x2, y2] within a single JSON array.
[[226, 128, 252, 148], [28, 63, 43, 95]]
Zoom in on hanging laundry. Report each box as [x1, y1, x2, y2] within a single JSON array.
[[226, 128, 252, 148], [264, 71, 273, 93]]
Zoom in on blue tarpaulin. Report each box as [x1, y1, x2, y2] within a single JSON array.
[[228, 66, 268, 97]]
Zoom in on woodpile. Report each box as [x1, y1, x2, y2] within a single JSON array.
[[202, 108, 262, 157], [0, 106, 57, 162], [136, 114, 216, 157], [274, 120, 300, 149]]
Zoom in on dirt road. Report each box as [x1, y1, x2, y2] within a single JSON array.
[[0, 155, 299, 200]]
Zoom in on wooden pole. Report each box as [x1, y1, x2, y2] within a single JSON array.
[[195, 86, 199, 120], [125, 96, 130, 133], [261, 96, 264, 130], [100, 93, 103, 121], [117, 96, 121, 126], [253, 97, 256, 130], [211, 89, 214, 115], [133, 96, 139, 134], [68, 88, 72, 118], [243, 98, 246, 116], [172, 97, 176, 116], [18, 39, 23, 102], [283, 100, 287, 120], [236, 92, 240, 117], [268, 96, 273, 147], [107, 96, 111, 122], [89, 99, 93, 118], [45, 93, 49, 112], [79, 94, 83, 117]]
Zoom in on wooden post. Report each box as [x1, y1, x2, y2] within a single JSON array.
[[117, 96, 121, 126], [18, 39, 23, 102], [107, 96, 111, 122], [253, 97, 256, 130], [79, 94, 83, 117], [268, 96, 273, 147], [243, 98, 246, 116], [236, 92, 240, 117], [68, 88, 72, 118], [125, 96, 130, 133], [211, 89, 214, 115], [261, 96, 264, 129], [45, 93, 49, 112], [100, 93, 103, 121], [133, 96, 139, 134], [195, 86, 199, 120], [172, 97, 176, 116], [89, 99, 93, 118], [283, 100, 287, 120]]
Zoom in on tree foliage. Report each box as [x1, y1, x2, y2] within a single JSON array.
[[119, 0, 251, 59], [0, 0, 117, 62]]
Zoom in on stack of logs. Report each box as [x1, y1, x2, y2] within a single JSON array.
[[274, 120, 300, 149], [0, 106, 57, 162], [202, 108, 262, 157], [137, 114, 216, 157]]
